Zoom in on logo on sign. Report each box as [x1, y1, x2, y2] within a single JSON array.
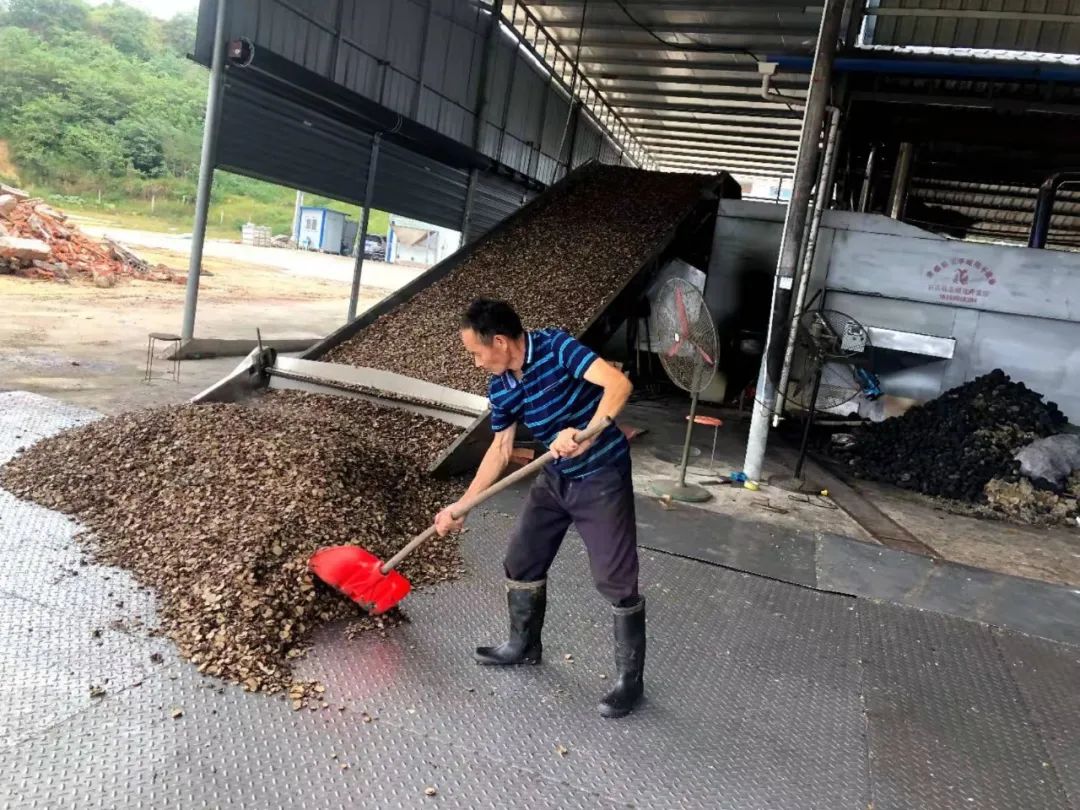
[[925, 257, 997, 305]]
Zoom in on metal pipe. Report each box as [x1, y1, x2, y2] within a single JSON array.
[[760, 66, 805, 112], [772, 106, 841, 427], [888, 141, 914, 220], [858, 144, 876, 212], [767, 54, 1080, 83], [1028, 171, 1080, 249], [678, 391, 700, 488], [291, 189, 304, 245], [742, 0, 846, 482], [181, 0, 228, 343], [793, 363, 824, 480], [347, 132, 381, 322]]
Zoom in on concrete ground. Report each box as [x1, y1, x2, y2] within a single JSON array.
[[621, 397, 1080, 589], [0, 240, 413, 414], [852, 478, 1080, 587]]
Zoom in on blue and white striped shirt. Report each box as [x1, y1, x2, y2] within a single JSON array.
[[488, 328, 629, 480]]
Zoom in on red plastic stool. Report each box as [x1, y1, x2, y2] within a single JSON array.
[[686, 414, 724, 471]]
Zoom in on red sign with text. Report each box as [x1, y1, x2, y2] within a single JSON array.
[[925, 257, 998, 305]]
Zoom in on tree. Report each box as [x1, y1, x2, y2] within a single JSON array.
[[161, 10, 196, 57], [117, 119, 166, 177], [90, 1, 158, 61], [2, 0, 89, 35]]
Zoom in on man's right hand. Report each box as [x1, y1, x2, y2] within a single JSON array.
[[434, 504, 466, 537]]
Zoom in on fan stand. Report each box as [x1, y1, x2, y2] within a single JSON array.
[[651, 365, 711, 503]]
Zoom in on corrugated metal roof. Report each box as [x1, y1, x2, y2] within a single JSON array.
[[515, 0, 1080, 185], [515, 0, 816, 179], [198, 0, 1080, 246], [860, 0, 1080, 54]]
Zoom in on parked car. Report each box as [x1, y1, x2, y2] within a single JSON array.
[[363, 234, 387, 261]]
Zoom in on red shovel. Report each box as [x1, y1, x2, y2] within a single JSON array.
[[308, 417, 614, 614]]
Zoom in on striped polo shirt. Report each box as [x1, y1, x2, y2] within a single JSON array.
[[488, 328, 629, 480]]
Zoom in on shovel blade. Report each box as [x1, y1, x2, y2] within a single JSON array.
[[308, 545, 411, 615]]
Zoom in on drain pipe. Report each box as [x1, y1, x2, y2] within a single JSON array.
[[1028, 170, 1080, 248], [759, 62, 802, 110], [742, 0, 846, 483], [772, 106, 841, 427]]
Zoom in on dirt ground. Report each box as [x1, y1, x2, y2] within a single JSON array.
[[76, 221, 426, 291], [0, 245, 402, 413]]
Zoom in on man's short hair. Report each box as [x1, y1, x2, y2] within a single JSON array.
[[461, 298, 524, 344]]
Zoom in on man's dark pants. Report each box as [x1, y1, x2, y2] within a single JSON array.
[[503, 458, 639, 606]]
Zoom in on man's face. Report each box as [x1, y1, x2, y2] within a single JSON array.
[[461, 328, 511, 374]]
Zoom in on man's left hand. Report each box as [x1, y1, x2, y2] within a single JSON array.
[[551, 427, 593, 459]]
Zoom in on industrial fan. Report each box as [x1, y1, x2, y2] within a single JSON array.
[[782, 308, 878, 414], [650, 277, 719, 503], [779, 307, 879, 481]]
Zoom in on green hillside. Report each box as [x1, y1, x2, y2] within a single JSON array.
[[0, 0, 387, 240]]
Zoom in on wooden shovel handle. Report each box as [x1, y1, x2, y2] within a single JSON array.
[[380, 417, 613, 573]]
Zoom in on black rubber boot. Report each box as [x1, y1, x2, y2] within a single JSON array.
[[598, 596, 646, 718], [474, 579, 546, 666]]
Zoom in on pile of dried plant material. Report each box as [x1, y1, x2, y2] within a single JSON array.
[[835, 370, 1068, 501], [324, 166, 709, 395], [982, 474, 1080, 526], [0, 391, 462, 699], [0, 186, 175, 284]]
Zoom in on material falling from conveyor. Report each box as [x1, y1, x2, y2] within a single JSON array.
[[196, 164, 737, 475]]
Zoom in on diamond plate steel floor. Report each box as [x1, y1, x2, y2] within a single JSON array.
[[1, 392, 1078, 809]]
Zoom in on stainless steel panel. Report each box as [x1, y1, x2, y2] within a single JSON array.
[[828, 229, 1080, 323], [969, 311, 1080, 421], [866, 326, 957, 359]]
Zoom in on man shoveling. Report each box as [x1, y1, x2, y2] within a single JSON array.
[[434, 298, 644, 718]]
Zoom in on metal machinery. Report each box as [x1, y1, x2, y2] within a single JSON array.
[[195, 163, 739, 475], [709, 201, 1080, 425]]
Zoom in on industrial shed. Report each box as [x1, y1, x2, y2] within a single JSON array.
[[3, 2, 1080, 808]]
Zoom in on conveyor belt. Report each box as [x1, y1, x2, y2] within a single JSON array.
[[195, 164, 737, 476]]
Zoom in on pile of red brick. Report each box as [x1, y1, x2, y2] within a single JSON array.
[[0, 184, 177, 284]]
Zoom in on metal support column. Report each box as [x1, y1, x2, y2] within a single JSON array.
[[888, 141, 914, 219], [181, 0, 228, 343], [772, 107, 841, 427], [291, 189, 304, 244], [742, 0, 846, 482], [347, 133, 382, 322]]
